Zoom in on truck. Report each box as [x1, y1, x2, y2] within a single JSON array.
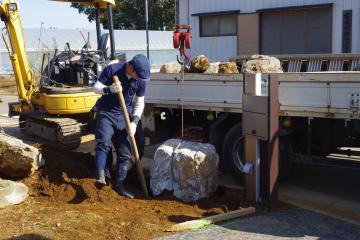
[[143, 54, 360, 179]]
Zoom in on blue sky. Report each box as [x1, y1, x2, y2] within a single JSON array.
[[18, 0, 95, 29]]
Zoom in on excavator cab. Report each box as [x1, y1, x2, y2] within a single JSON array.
[[41, 0, 118, 88]]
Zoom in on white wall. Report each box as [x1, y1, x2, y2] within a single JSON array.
[[180, 0, 360, 61]]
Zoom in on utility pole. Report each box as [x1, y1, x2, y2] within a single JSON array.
[[107, 3, 116, 60], [95, 8, 101, 45], [175, 0, 179, 25], [37, 22, 44, 51], [145, 0, 150, 60]]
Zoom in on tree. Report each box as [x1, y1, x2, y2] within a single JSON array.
[[71, 0, 175, 30]]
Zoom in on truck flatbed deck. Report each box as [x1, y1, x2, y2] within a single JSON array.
[[147, 72, 360, 120]]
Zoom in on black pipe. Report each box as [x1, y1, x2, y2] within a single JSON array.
[[107, 3, 116, 60], [40, 53, 46, 84], [95, 8, 101, 46]]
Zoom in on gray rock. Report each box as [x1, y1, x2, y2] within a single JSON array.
[[0, 133, 44, 178], [0, 179, 28, 208], [242, 54, 283, 73], [150, 139, 219, 202], [160, 61, 182, 73], [204, 62, 220, 74]]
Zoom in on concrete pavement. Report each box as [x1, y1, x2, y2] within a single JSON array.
[[158, 208, 360, 240]]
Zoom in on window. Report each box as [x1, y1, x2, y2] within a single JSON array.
[[342, 10, 352, 53], [260, 6, 332, 54], [200, 14, 237, 37]]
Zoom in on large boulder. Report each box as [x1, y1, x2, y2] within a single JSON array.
[[204, 62, 239, 74], [150, 139, 219, 202], [219, 62, 239, 74], [242, 54, 283, 73], [0, 133, 44, 178], [0, 179, 28, 208], [160, 61, 182, 73], [187, 55, 211, 73]]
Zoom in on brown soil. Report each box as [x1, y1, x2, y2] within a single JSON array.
[[0, 76, 17, 96], [0, 85, 17, 96], [0, 145, 247, 240]]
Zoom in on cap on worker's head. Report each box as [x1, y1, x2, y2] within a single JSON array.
[[129, 54, 151, 81]]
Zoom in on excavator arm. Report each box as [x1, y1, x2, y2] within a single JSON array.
[[0, 0, 34, 112]]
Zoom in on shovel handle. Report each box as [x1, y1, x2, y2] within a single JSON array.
[[113, 75, 149, 198]]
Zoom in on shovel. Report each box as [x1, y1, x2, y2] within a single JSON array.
[[113, 75, 149, 198]]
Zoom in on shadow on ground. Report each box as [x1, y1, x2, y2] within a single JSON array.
[[6, 234, 52, 240], [158, 208, 360, 240]]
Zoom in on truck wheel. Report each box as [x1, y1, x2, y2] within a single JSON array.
[[222, 123, 244, 180]]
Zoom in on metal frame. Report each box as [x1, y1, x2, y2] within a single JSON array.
[[199, 14, 238, 37]]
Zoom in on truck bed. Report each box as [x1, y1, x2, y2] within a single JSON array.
[[146, 72, 360, 120]]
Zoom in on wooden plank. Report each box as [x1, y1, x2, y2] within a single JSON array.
[[166, 207, 256, 232]]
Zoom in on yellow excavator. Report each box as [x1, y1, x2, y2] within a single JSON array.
[[0, 0, 118, 149]]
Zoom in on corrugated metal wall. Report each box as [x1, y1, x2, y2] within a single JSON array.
[[179, 0, 360, 61]]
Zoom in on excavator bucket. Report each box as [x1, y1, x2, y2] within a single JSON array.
[[49, 0, 115, 9]]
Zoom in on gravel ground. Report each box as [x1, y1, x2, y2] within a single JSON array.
[[158, 208, 360, 240]]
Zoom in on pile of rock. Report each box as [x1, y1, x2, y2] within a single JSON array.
[[159, 55, 239, 74], [159, 54, 283, 74]]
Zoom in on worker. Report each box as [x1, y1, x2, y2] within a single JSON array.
[[93, 54, 150, 199]]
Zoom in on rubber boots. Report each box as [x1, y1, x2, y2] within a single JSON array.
[[96, 170, 106, 185], [115, 178, 135, 199]]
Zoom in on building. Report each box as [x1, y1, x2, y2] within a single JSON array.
[[179, 0, 360, 61], [0, 29, 176, 73]]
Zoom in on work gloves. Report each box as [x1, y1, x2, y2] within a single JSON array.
[[129, 122, 137, 136], [102, 83, 122, 95], [94, 81, 122, 95], [109, 83, 122, 94]]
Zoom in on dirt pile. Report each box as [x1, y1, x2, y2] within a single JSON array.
[[0, 144, 244, 239]]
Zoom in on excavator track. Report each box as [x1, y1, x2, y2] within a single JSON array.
[[20, 114, 83, 149]]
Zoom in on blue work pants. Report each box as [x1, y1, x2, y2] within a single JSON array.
[[95, 111, 132, 181]]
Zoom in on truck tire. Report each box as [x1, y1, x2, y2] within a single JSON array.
[[222, 123, 245, 180]]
